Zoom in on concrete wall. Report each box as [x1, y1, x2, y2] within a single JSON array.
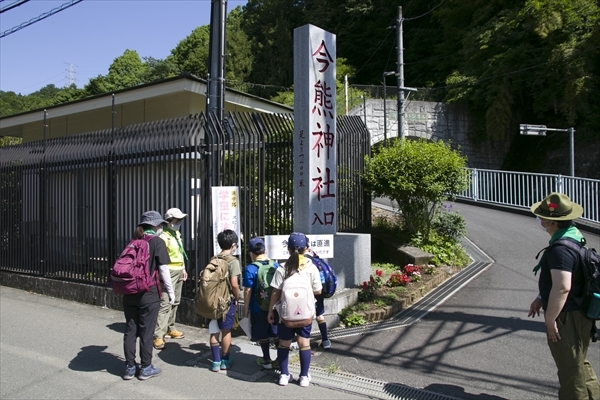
[[351, 99, 510, 170]]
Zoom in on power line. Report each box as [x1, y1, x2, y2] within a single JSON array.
[[0, 0, 30, 14], [404, 0, 446, 21], [0, 0, 83, 39]]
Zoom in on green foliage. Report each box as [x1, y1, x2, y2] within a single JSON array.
[[363, 139, 468, 236], [431, 207, 467, 242], [341, 311, 366, 327], [0, 136, 22, 147], [169, 25, 210, 78], [411, 231, 471, 267], [371, 262, 400, 273]]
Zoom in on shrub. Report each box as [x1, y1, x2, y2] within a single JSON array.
[[432, 207, 466, 242], [412, 231, 471, 267], [363, 139, 468, 237]]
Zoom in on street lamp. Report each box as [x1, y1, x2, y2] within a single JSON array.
[[382, 71, 396, 146], [519, 124, 576, 177]]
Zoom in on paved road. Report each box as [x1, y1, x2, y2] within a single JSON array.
[[1, 202, 598, 399], [310, 202, 600, 399], [0, 287, 365, 400]]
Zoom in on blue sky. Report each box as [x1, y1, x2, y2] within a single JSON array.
[[0, 0, 248, 95]]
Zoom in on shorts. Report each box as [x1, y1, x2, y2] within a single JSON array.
[[208, 300, 237, 331], [277, 321, 312, 340], [315, 296, 325, 317], [250, 310, 277, 341]]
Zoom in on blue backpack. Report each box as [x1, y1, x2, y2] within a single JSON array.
[[305, 253, 337, 298]]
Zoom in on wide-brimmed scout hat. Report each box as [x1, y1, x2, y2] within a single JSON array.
[[138, 210, 168, 227], [530, 192, 583, 221], [164, 207, 188, 220]]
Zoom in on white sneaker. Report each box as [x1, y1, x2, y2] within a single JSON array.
[[322, 339, 332, 349], [278, 373, 294, 386], [299, 374, 311, 387]]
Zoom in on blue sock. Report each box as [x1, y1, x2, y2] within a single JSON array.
[[299, 346, 311, 377], [259, 339, 271, 361], [277, 345, 290, 375], [211, 344, 221, 362], [318, 321, 329, 341]]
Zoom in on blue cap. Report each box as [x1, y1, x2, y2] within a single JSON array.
[[248, 237, 265, 252], [287, 232, 308, 249]]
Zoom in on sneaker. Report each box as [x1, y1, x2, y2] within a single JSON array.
[[153, 337, 165, 350], [210, 361, 221, 372], [220, 358, 234, 370], [322, 339, 332, 349], [257, 357, 278, 368], [138, 364, 161, 380], [122, 365, 136, 380], [256, 357, 279, 369], [299, 374, 311, 388], [165, 329, 185, 339], [278, 373, 294, 386]]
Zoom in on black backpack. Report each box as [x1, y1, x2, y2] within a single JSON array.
[[550, 239, 600, 321]]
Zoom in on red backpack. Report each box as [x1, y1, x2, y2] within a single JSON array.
[[110, 235, 157, 295]]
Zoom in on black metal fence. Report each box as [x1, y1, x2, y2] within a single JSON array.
[[0, 112, 371, 299]]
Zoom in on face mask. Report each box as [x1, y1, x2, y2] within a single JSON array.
[[535, 217, 546, 231], [156, 228, 163, 236], [171, 223, 181, 231]]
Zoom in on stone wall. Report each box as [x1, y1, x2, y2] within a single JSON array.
[[350, 99, 510, 170]]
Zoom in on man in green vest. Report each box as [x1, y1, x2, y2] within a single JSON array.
[[153, 208, 188, 350]]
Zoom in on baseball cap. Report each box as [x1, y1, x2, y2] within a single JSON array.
[[287, 232, 308, 249], [165, 207, 188, 220], [248, 237, 265, 252]]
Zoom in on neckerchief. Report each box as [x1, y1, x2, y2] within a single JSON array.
[[532, 226, 584, 275]]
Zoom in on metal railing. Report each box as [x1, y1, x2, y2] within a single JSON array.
[[0, 112, 371, 297], [457, 168, 599, 224]]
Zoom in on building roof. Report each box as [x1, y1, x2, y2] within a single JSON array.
[[0, 73, 292, 138]]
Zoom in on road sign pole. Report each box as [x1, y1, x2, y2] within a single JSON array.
[[569, 127, 575, 177]]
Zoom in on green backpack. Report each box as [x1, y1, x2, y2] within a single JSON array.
[[253, 260, 277, 311]]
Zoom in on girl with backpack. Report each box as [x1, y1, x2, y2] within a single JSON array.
[[122, 211, 174, 381], [267, 232, 322, 388]]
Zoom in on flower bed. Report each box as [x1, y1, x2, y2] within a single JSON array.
[[339, 263, 458, 326]]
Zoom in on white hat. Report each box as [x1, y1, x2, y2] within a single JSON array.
[[164, 207, 188, 220]]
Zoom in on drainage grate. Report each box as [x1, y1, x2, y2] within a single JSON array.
[[285, 364, 461, 400]]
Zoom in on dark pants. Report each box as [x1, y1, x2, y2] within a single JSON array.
[[123, 301, 160, 368]]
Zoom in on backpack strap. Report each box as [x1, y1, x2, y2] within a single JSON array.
[[144, 235, 162, 297]]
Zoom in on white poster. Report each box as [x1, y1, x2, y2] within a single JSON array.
[[265, 234, 334, 261], [211, 186, 241, 255]]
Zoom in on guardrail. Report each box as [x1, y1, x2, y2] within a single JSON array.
[[457, 168, 599, 224]]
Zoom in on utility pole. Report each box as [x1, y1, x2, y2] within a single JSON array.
[[397, 6, 404, 140], [206, 0, 227, 124]]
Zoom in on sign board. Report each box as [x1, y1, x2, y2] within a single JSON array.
[[519, 124, 547, 136], [211, 186, 241, 255], [293, 24, 337, 234], [264, 234, 334, 260]]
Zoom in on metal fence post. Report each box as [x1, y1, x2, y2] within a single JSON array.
[[472, 168, 478, 201], [557, 174, 563, 194]]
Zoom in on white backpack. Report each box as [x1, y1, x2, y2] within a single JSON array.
[[276, 271, 315, 328]]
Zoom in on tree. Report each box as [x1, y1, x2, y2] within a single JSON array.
[[225, 6, 254, 91], [169, 25, 211, 78], [84, 49, 148, 95], [363, 139, 468, 237]]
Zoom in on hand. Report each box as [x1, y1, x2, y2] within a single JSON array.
[[182, 269, 188, 281], [546, 319, 561, 342], [528, 298, 542, 318], [169, 295, 175, 305], [244, 309, 249, 318], [267, 310, 274, 324]]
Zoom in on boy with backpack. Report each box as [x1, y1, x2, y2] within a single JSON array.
[[267, 232, 322, 387], [243, 237, 279, 369], [205, 229, 241, 372]]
